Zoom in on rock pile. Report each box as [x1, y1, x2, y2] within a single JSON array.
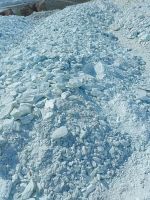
[[0, 0, 148, 199]]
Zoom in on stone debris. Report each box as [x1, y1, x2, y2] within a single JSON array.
[[0, 0, 149, 199], [112, 0, 150, 45], [51, 126, 68, 140], [10, 103, 33, 120], [84, 182, 96, 198], [44, 99, 55, 110], [94, 61, 105, 80], [0, 179, 12, 200], [139, 33, 150, 42], [21, 179, 36, 200], [0, 103, 15, 119]]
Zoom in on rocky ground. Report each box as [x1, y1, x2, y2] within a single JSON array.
[[0, 0, 150, 199]]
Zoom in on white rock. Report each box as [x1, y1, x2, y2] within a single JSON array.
[[80, 129, 86, 140], [111, 23, 123, 31], [21, 179, 36, 200], [2, 119, 14, 131], [54, 74, 66, 89], [67, 78, 83, 88], [0, 178, 12, 200], [27, 198, 35, 200], [45, 99, 55, 110], [1, 94, 14, 105], [42, 99, 55, 120], [61, 91, 71, 100], [91, 88, 102, 97], [43, 111, 53, 120], [12, 121, 21, 132], [136, 88, 147, 99], [0, 102, 15, 119], [91, 167, 99, 178], [94, 62, 105, 80], [82, 146, 87, 155], [20, 89, 40, 103], [11, 103, 32, 120], [20, 114, 34, 125], [51, 126, 68, 140], [84, 182, 96, 198], [19, 95, 35, 104], [51, 87, 63, 96], [12, 174, 19, 183], [139, 33, 150, 42]]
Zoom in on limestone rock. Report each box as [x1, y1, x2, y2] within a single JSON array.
[[51, 126, 68, 140], [21, 179, 36, 200], [139, 33, 150, 42], [0, 102, 15, 120], [94, 62, 105, 80], [10, 103, 33, 120]]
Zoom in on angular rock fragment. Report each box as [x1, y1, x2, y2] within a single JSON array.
[[139, 33, 150, 42], [0, 179, 12, 200], [0, 103, 14, 119], [10, 103, 33, 120], [67, 77, 83, 88], [21, 179, 36, 200], [84, 181, 96, 198], [45, 99, 55, 110], [2, 119, 14, 131], [94, 62, 105, 80], [51, 126, 68, 140], [20, 114, 34, 125]]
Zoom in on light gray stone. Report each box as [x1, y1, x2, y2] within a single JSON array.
[[51, 126, 68, 140]]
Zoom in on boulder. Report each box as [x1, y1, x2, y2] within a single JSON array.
[[51, 126, 68, 140], [35, 0, 77, 12], [19, 5, 35, 16], [0, 8, 14, 16], [35, 0, 48, 12]]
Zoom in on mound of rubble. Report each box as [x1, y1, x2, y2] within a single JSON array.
[[0, 0, 149, 199]]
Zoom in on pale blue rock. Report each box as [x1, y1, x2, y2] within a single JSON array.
[[51, 126, 68, 140], [10, 103, 33, 120]]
